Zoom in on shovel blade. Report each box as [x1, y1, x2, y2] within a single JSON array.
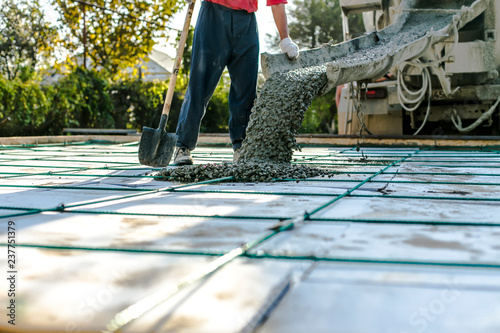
[[138, 126, 178, 167]]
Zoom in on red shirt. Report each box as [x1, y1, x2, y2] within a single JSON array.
[[205, 0, 288, 13]]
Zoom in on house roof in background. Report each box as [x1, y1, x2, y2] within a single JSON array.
[[148, 48, 175, 74], [41, 48, 175, 84]]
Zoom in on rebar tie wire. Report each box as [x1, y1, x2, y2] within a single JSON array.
[[102, 218, 297, 333], [2, 207, 495, 227], [101, 144, 497, 330], [2, 144, 500, 218], [2, 142, 500, 330], [75, 149, 439, 330], [303, 147, 430, 219], [101, 142, 499, 332], [0, 176, 235, 219], [4, 243, 499, 271], [2, 143, 500, 221]]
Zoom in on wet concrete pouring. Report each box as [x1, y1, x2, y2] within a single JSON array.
[[158, 11, 454, 183], [158, 66, 333, 182]]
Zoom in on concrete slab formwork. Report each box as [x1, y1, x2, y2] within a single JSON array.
[[0, 141, 499, 333]]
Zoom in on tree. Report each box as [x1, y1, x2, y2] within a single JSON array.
[[53, 0, 183, 77], [0, 0, 59, 80], [267, 0, 365, 49]]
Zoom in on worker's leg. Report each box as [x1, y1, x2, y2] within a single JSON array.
[[175, 2, 231, 150], [226, 10, 259, 151]]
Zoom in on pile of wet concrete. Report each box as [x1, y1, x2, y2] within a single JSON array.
[[156, 161, 332, 183], [157, 65, 331, 183]]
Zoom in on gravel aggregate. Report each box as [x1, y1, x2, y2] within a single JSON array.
[[156, 162, 332, 183]]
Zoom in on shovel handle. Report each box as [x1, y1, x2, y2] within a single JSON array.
[[162, 1, 196, 117]]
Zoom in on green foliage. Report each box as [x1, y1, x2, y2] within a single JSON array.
[[299, 89, 337, 134], [0, 72, 52, 136], [0, 68, 112, 136], [110, 79, 183, 132], [0, 67, 193, 136], [53, 0, 183, 77], [0, 0, 59, 79], [51, 67, 114, 130], [289, 0, 343, 48], [267, 0, 366, 49], [109, 73, 230, 135]]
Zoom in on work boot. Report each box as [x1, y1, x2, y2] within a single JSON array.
[[173, 147, 193, 166], [233, 148, 241, 163]]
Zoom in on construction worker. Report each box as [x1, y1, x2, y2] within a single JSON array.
[[173, 0, 299, 165]]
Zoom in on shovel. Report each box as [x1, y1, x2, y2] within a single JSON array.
[[138, 0, 196, 167]]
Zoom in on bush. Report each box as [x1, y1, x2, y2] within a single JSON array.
[[0, 72, 52, 136], [0, 68, 118, 136], [110, 79, 184, 133], [52, 67, 114, 130]]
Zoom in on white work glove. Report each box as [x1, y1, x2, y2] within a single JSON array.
[[279, 37, 299, 59]]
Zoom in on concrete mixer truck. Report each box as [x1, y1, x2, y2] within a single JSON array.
[[261, 0, 500, 137]]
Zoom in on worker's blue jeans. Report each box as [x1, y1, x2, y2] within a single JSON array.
[[175, 1, 259, 151]]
